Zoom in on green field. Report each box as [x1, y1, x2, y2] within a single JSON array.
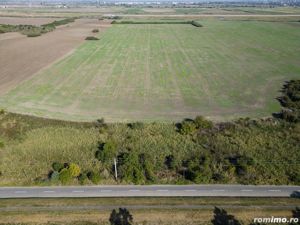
[[0, 20, 300, 122]]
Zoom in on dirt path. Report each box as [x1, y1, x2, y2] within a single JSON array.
[[0, 19, 111, 95]]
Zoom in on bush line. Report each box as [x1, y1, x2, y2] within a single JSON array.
[[0, 17, 76, 37], [111, 20, 203, 27]]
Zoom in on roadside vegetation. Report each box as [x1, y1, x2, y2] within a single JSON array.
[[0, 18, 75, 37], [0, 80, 299, 186]]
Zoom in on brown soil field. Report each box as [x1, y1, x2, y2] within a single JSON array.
[[0, 19, 111, 95], [0, 16, 63, 25]]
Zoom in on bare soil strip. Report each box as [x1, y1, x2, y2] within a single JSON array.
[[0, 19, 111, 95]]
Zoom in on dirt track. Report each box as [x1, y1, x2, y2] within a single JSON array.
[[0, 19, 111, 95]]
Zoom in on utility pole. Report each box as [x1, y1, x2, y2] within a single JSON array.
[[114, 158, 118, 180]]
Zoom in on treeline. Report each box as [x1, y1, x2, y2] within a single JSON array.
[[278, 80, 300, 123], [111, 20, 203, 27], [0, 18, 75, 37]]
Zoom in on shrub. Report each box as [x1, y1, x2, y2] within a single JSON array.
[[194, 116, 213, 129], [26, 33, 41, 37], [92, 29, 99, 33], [0, 139, 4, 148], [78, 173, 89, 185], [50, 171, 60, 182], [165, 154, 180, 170], [52, 162, 64, 172], [180, 120, 197, 135], [85, 36, 99, 40], [59, 168, 73, 184], [68, 163, 81, 177], [191, 21, 203, 27], [128, 122, 144, 130], [87, 171, 101, 184]]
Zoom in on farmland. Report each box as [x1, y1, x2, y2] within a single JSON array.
[[0, 18, 110, 95], [0, 20, 299, 121]]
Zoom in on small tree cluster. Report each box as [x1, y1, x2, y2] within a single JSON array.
[[95, 141, 117, 164], [50, 162, 81, 184], [117, 152, 155, 184]]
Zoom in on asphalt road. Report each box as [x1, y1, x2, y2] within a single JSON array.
[[0, 185, 299, 198]]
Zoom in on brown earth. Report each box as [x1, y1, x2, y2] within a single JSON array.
[[0, 19, 111, 95], [0, 16, 63, 25]]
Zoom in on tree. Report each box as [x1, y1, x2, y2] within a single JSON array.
[[96, 141, 117, 163], [185, 153, 212, 183], [68, 163, 81, 177], [118, 152, 145, 184], [52, 162, 64, 172], [109, 208, 133, 225], [211, 207, 242, 225], [292, 207, 300, 225], [278, 80, 300, 123], [139, 153, 156, 182]]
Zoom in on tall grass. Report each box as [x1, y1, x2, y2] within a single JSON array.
[[0, 112, 299, 186]]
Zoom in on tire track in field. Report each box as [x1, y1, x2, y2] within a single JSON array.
[[143, 24, 151, 107], [37, 38, 115, 113], [110, 26, 139, 100], [171, 25, 215, 107], [160, 27, 186, 110], [74, 26, 126, 112]]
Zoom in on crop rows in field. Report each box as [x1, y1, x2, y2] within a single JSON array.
[[1, 21, 299, 121]]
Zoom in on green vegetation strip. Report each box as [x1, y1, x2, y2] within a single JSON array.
[[0, 18, 75, 37], [111, 20, 202, 27]]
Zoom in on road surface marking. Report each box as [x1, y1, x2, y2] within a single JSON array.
[[241, 190, 253, 192], [72, 190, 84, 193], [268, 190, 281, 192], [43, 191, 55, 193], [129, 190, 140, 192], [157, 190, 169, 192], [185, 190, 197, 192], [15, 191, 27, 193], [101, 190, 112, 192], [212, 190, 225, 192]]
